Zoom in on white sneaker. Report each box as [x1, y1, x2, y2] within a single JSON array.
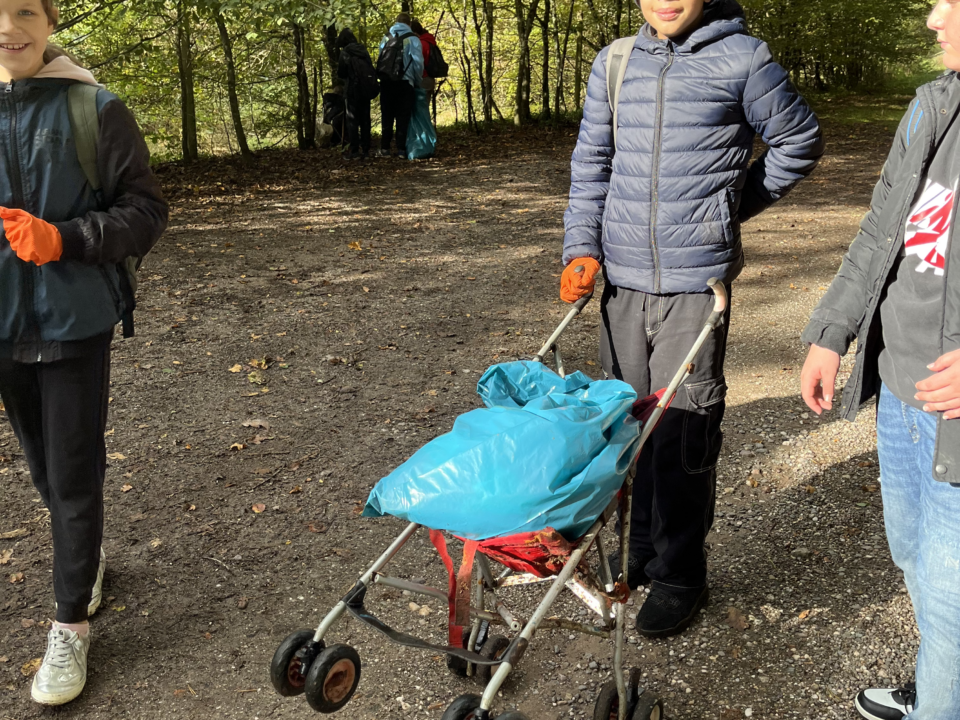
[[87, 549, 105, 616], [31, 625, 90, 705], [855, 684, 916, 720]]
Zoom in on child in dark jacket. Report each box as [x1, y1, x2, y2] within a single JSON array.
[[561, 0, 823, 637], [0, 0, 167, 706], [336, 28, 374, 159]]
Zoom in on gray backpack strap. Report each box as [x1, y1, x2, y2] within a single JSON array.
[[605, 34, 638, 150], [67, 83, 102, 194]]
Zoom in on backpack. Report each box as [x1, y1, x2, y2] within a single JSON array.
[[67, 83, 142, 339], [604, 33, 640, 150], [424, 39, 449, 78], [376, 31, 415, 82], [348, 52, 380, 100]]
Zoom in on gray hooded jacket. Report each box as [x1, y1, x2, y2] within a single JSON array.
[[563, 0, 823, 294], [802, 73, 960, 484]]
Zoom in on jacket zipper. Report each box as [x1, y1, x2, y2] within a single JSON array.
[[5, 81, 41, 362], [650, 44, 674, 294]]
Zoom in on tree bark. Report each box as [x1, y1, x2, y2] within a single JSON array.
[[574, 11, 583, 111], [554, 0, 575, 116], [177, 1, 198, 162], [514, 0, 541, 125], [483, 0, 494, 124], [214, 11, 252, 158], [469, 0, 488, 126], [539, 0, 551, 119], [293, 23, 315, 150]]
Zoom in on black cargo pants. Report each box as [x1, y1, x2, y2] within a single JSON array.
[[0, 343, 111, 623], [600, 282, 731, 590]]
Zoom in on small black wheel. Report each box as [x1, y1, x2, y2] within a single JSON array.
[[270, 629, 322, 697], [447, 622, 490, 677], [304, 644, 361, 713], [476, 634, 510, 682], [441, 694, 482, 720], [495, 712, 530, 719], [631, 691, 663, 720]]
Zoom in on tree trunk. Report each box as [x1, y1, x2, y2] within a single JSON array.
[[539, 0, 550, 119], [554, 0, 575, 116], [469, 0, 488, 126], [574, 12, 583, 111], [214, 11, 251, 158], [293, 23, 315, 150], [484, 0, 494, 124], [514, 0, 541, 125], [177, 1, 198, 162], [322, 24, 339, 89], [614, 0, 622, 38]]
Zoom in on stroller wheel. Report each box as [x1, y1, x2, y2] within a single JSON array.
[[631, 691, 663, 720], [270, 629, 322, 697], [304, 644, 361, 713], [476, 635, 510, 682], [447, 622, 490, 677], [593, 670, 641, 720], [441, 693, 482, 720]]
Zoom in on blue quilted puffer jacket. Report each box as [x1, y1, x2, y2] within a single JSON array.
[[563, 0, 824, 294]]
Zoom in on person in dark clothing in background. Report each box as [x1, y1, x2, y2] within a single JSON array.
[[376, 12, 423, 158], [336, 28, 374, 160]]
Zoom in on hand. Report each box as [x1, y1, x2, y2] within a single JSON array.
[[560, 257, 601, 303], [915, 348, 960, 419], [801, 344, 841, 416], [0, 207, 62, 266]]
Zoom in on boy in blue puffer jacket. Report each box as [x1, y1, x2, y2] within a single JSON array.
[[561, 0, 823, 637]]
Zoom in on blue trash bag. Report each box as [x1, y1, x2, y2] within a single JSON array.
[[407, 88, 436, 160], [363, 361, 641, 541]]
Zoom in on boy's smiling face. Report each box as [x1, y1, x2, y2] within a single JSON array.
[[640, 0, 708, 40], [930, 0, 960, 72], [0, 0, 56, 82]]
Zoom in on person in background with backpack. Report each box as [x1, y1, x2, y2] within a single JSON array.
[[406, 19, 438, 159], [336, 28, 376, 160], [0, 0, 167, 706], [376, 12, 423, 159], [562, 0, 821, 638], [410, 19, 436, 99]]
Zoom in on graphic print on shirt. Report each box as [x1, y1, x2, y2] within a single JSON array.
[[904, 179, 955, 276]]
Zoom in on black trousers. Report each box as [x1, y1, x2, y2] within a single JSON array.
[[0, 345, 111, 623], [379, 79, 415, 155], [345, 93, 371, 156], [600, 283, 731, 589]]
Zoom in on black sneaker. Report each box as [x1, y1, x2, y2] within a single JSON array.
[[636, 584, 708, 638], [606, 551, 650, 590], [855, 684, 916, 720]]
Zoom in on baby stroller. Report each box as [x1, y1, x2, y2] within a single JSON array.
[[270, 277, 728, 720]]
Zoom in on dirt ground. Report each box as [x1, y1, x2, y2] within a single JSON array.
[[0, 109, 914, 720]]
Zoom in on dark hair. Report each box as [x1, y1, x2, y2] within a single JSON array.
[[41, 0, 58, 26], [336, 28, 358, 49], [410, 19, 425, 35], [395, 12, 412, 25]]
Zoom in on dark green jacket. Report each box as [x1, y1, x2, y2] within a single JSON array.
[[802, 72, 960, 484], [0, 77, 167, 361]]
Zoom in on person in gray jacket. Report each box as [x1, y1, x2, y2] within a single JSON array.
[[801, 2, 960, 717], [561, 0, 823, 638]]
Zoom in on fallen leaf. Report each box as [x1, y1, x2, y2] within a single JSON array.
[[229, 364, 243, 373], [0, 528, 27, 540], [242, 419, 271, 430], [804, 485, 817, 494], [20, 618, 35, 628], [348, 241, 362, 251], [107, 452, 127, 461], [121, 484, 133, 493], [230, 442, 247, 451], [0, 549, 12, 564], [113, 605, 126, 612], [150, 538, 163, 548], [862, 484, 879, 493], [289, 486, 302, 494], [798, 609, 811, 621], [362, 286, 370, 293], [20, 658, 41, 677], [250, 357, 269, 370], [252, 503, 266, 514], [9, 572, 24, 584], [248, 370, 267, 385], [307, 523, 327, 534], [726, 607, 750, 631]]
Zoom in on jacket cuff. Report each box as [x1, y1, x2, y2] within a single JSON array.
[[800, 321, 852, 357], [54, 221, 86, 262], [562, 244, 602, 266]]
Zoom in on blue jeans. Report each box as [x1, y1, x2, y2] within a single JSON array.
[[877, 383, 960, 718]]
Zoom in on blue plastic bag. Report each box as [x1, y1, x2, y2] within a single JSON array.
[[363, 361, 640, 541], [406, 88, 436, 160]]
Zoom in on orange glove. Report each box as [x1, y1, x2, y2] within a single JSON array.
[[560, 257, 601, 303], [0, 207, 63, 266]]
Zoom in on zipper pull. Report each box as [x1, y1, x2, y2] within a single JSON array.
[[4, 81, 12, 94]]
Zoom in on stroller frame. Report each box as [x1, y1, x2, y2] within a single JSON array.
[[271, 279, 728, 720]]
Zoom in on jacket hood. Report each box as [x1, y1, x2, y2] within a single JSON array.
[[420, 31, 436, 44], [336, 28, 358, 49], [638, 0, 745, 55], [389, 22, 414, 36], [34, 56, 100, 86]]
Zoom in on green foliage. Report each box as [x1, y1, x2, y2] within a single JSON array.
[[49, 0, 941, 160]]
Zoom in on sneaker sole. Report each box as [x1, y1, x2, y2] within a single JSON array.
[[637, 587, 709, 639], [31, 677, 86, 705], [854, 695, 903, 720]]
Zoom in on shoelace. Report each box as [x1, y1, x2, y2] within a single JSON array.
[[43, 630, 75, 669], [892, 683, 917, 707]]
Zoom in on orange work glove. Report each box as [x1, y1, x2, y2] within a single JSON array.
[[0, 207, 63, 266], [560, 257, 601, 303]]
